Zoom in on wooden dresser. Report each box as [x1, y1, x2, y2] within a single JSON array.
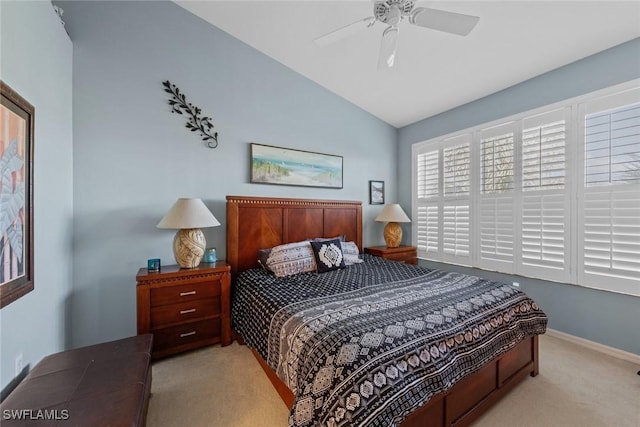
[[364, 245, 417, 265], [136, 262, 231, 358]]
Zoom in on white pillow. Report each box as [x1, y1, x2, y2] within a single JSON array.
[[341, 241, 363, 265]]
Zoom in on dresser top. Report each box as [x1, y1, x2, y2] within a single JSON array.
[[136, 261, 230, 280]]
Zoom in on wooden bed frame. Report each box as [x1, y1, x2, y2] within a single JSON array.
[[226, 195, 539, 427]]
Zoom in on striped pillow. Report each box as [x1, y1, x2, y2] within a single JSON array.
[[265, 241, 316, 277]]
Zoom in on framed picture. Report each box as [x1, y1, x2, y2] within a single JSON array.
[[250, 143, 343, 189], [0, 81, 35, 308], [370, 180, 384, 205]]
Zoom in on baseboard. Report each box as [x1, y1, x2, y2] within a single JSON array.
[[546, 328, 640, 365]]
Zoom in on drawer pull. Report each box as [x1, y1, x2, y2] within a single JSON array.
[[180, 291, 196, 297], [180, 308, 196, 315], [180, 331, 196, 338]]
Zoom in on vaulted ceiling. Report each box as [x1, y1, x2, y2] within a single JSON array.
[[176, 1, 640, 128]]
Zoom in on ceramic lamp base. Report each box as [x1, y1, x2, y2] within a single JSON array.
[[383, 222, 402, 248], [173, 228, 206, 268]]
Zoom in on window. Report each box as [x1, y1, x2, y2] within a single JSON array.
[[578, 88, 640, 296], [442, 139, 471, 262], [519, 109, 571, 282], [415, 150, 439, 255], [478, 123, 516, 272], [412, 81, 640, 296], [413, 134, 472, 266], [481, 125, 515, 193], [584, 102, 640, 186]]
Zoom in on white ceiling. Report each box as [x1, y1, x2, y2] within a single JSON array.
[[176, 1, 640, 128]]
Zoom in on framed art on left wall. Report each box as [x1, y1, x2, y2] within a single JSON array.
[[0, 81, 35, 308]]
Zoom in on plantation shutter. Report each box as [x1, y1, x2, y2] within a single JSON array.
[[442, 136, 471, 264], [519, 109, 571, 281], [477, 123, 516, 271], [584, 102, 640, 186], [578, 88, 640, 296], [415, 149, 439, 257], [412, 82, 639, 297]]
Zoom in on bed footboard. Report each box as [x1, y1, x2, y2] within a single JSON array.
[[241, 332, 540, 427], [402, 335, 539, 427]]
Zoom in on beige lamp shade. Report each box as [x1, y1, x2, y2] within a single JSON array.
[[157, 198, 220, 268], [375, 204, 411, 248]]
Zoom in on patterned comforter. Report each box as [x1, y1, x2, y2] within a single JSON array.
[[232, 255, 547, 427]]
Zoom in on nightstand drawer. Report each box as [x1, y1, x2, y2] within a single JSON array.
[[153, 318, 221, 351], [150, 297, 220, 329], [137, 262, 232, 358], [150, 280, 221, 307]]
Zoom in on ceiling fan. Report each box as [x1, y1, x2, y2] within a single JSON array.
[[314, 0, 479, 69]]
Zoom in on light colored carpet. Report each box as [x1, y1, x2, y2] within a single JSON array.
[[147, 334, 640, 426]]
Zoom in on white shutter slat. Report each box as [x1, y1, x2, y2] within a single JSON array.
[[443, 144, 470, 196], [443, 203, 470, 261], [479, 196, 514, 267], [417, 150, 439, 199], [521, 193, 567, 271], [583, 185, 640, 283], [415, 205, 438, 256], [585, 101, 640, 187], [480, 131, 515, 194], [522, 115, 566, 191]]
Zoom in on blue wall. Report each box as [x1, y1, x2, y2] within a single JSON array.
[[3, 2, 635, 390], [0, 1, 73, 391], [57, 1, 397, 348], [398, 38, 640, 355]]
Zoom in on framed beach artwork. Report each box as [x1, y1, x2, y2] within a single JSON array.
[[369, 180, 385, 204], [0, 82, 35, 308], [250, 143, 343, 189]]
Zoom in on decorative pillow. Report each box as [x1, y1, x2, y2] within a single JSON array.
[[310, 239, 346, 273], [265, 241, 316, 277], [341, 241, 363, 265]]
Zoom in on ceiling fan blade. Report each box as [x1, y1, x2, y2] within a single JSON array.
[[377, 26, 399, 69], [410, 7, 479, 36], [314, 16, 376, 47]]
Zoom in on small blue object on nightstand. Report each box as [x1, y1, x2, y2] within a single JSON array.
[[147, 258, 161, 272], [203, 248, 217, 263]]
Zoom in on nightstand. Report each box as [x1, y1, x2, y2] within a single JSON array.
[[136, 261, 231, 359], [364, 245, 417, 265]]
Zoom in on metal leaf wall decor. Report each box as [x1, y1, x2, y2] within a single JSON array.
[[163, 80, 218, 148]]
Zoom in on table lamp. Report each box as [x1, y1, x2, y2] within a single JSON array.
[[157, 198, 220, 268], [375, 204, 411, 248]]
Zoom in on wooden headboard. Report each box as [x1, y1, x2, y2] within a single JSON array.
[[226, 196, 362, 277]]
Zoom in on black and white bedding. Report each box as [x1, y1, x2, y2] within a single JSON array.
[[232, 255, 547, 427]]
